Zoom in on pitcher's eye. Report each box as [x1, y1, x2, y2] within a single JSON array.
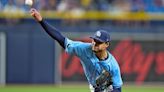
[[94, 39, 103, 44]]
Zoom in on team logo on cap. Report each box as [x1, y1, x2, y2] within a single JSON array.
[[96, 31, 101, 37]]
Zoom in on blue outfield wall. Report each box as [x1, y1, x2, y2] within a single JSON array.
[[0, 18, 164, 84], [7, 32, 55, 84], [0, 20, 55, 84]]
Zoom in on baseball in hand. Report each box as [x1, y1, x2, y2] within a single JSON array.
[[25, 0, 33, 6]]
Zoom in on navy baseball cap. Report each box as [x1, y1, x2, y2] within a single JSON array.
[[90, 30, 111, 42]]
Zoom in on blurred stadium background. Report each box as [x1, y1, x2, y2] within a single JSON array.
[[0, 0, 164, 92]]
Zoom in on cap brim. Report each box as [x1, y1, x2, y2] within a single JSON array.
[[90, 36, 105, 42]]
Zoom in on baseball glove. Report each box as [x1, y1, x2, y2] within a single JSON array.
[[94, 70, 113, 92]]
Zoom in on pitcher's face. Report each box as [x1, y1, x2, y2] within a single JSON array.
[[91, 39, 109, 53]]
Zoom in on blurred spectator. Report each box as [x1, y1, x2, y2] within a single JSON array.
[[39, 0, 57, 10], [3, 0, 17, 13], [2, 0, 24, 25], [131, 0, 145, 12], [0, 0, 163, 26], [108, 0, 131, 18], [152, 0, 164, 12], [80, 0, 92, 10], [1, 0, 12, 17], [47, 0, 57, 10], [57, 0, 85, 25], [3, 0, 29, 13], [109, 0, 150, 27], [144, 0, 164, 12], [57, 0, 82, 12], [38, 0, 47, 10], [0, 1, 2, 11], [87, 0, 111, 11], [0, 0, 7, 10], [0, 0, 163, 12], [15, 0, 26, 12]]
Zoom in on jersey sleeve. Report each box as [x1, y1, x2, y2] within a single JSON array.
[[64, 38, 90, 57], [39, 20, 65, 48]]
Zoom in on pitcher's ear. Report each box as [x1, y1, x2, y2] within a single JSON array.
[[106, 42, 110, 45]]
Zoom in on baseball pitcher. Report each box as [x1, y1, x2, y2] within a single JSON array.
[[30, 8, 123, 92]]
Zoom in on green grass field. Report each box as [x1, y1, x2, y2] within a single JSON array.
[[0, 85, 164, 92]]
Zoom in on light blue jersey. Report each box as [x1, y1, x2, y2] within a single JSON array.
[[65, 38, 123, 88]]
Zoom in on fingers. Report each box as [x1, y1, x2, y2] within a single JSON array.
[[30, 12, 35, 16], [30, 8, 36, 13], [30, 8, 37, 17], [30, 8, 36, 11], [29, 8, 42, 21]]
